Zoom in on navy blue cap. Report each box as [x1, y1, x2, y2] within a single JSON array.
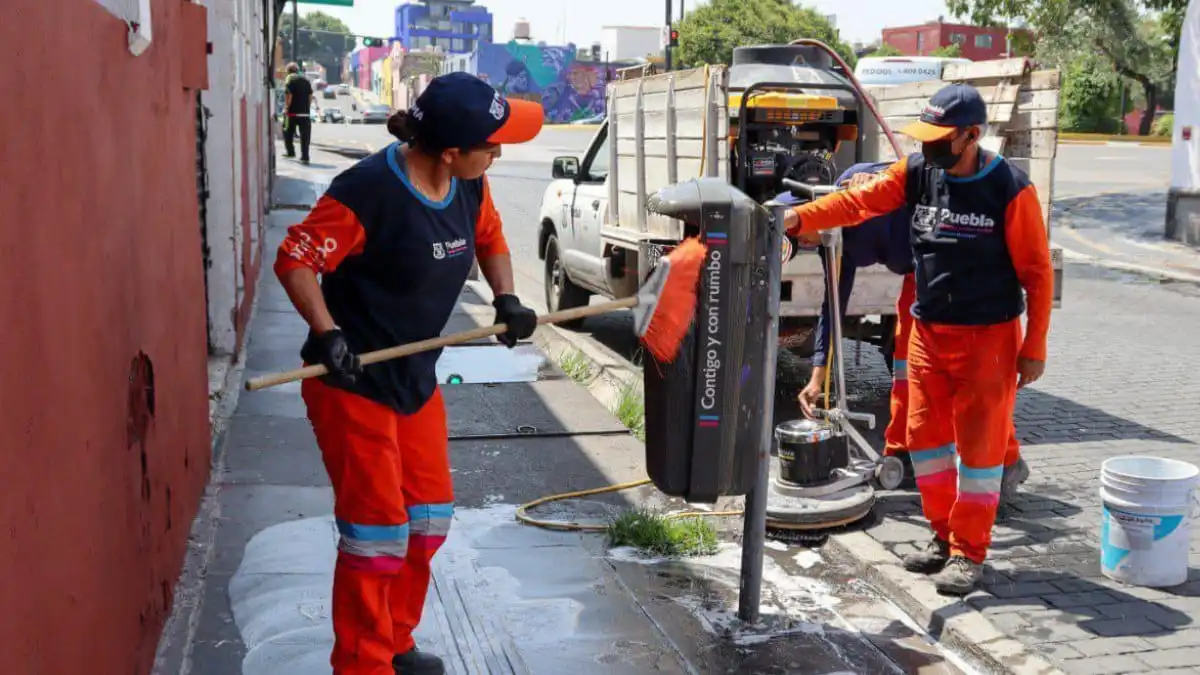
[[899, 83, 988, 142], [409, 72, 544, 149]]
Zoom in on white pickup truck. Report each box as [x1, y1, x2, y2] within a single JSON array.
[[537, 46, 1064, 366]]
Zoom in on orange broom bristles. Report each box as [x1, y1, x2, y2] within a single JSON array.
[[640, 237, 707, 364]]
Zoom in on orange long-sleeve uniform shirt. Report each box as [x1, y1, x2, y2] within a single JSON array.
[[790, 154, 1053, 362], [273, 143, 510, 414]]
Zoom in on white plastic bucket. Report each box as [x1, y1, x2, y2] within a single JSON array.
[[1100, 455, 1200, 587]]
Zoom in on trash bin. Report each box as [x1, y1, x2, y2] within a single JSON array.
[[643, 178, 775, 504]]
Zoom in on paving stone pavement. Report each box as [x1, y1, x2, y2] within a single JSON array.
[[842, 264, 1200, 674]]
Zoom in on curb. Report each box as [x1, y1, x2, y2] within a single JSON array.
[[531, 322, 641, 412], [1059, 132, 1171, 146], [1057, 244, 1200, 285], [311, 142, 374, 159], [824, 532, 1064, 675]]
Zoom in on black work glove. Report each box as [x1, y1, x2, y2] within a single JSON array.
[[300, 328, 362, 386], [492, 294, 538, 348]]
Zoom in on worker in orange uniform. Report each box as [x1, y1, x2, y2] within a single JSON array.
[[789, 165, 1029, 502], [782, 83, 1053, 595], [274, 73, 543, 674]]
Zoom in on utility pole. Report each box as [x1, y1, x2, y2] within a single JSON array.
[[664, 0, 672, 72], [291, 1, 299, 65]]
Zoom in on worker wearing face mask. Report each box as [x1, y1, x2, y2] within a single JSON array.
[[782, 84, 1053, 596], [782, 164, 1030, 500]]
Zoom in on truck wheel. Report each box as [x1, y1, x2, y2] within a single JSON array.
[[544, 234, 590, 329]]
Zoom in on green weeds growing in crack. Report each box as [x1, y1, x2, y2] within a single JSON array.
[[607, 509, 719, 557], [558, 349, 646, 442], [613, 381, 646, 442], [558, 350, 595, 384]]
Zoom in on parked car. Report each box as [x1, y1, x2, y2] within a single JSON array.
[[321, 108, 345, 123], [336, 84, 350, 96], [322, 88, 337, 100], [360, 104, 391, 124]]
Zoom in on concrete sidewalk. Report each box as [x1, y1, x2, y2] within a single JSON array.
[[159, 152, 982, 675]]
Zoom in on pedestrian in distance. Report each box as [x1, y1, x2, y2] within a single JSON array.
[[783, 83, 1054, 595], [273, 72, 545, 675], [283, 62, 314, 164], [782, 163, 1030, 502]]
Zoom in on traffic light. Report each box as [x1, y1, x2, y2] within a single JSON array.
[[362, 37, 384, 48], [669, 29, 679, 47]]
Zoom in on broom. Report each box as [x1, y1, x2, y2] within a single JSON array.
[[244, 237, 708, 391]]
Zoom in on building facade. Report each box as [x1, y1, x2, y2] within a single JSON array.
[[881, 19, 1030, 61], [0, 1, 275, 674], [396, 0, 493, 55], [476, 41, 608, 123], [599, 25, 662, 62]]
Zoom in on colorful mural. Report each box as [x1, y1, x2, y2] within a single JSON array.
[[476, 41, 608, 123]]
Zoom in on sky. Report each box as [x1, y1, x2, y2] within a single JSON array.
[[294, 0, 957, 48]]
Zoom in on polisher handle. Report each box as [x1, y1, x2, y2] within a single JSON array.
[[244, 296, 638, 391]]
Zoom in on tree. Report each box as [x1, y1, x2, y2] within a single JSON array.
[[931, 43, 964, 58], [676, 0, 858, 71], [873, 43, 904, 57], [1059, 54, 1124, 132], [944, 0, 1179, 134], [278, 11, 356, 84]]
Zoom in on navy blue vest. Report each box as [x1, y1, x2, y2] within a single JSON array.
[[904, 152, 1026, 325], [318, 143, 481, 414]]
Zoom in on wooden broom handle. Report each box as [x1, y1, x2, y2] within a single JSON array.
[[244, 295, 639, 391]]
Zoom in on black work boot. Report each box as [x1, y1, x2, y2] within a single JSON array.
[[902, 537, 951, 574], [932, 555, 983, 596], [393, 647, 445, 675]]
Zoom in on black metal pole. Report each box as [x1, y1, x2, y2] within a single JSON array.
[[737, 209, 782, 624], [663, 0, 672, 72], [291, 1, 299, 64]]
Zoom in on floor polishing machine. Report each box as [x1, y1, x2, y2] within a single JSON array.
[[763, 179, 906, 538]]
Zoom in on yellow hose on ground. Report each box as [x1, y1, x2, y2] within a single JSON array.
[[515, 479, 746, 530]]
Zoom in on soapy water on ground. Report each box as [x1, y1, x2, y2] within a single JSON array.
[[607, 543, 842, 647], [228, 504, 979, 674], [229, 505, 659, 674]]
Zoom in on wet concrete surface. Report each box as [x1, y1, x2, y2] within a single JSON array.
[[609, 540, 971, 675]]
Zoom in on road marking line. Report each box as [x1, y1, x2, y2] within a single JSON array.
[[1059, 225, 1120, 256]]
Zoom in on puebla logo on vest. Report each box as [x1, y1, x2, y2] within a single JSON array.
[[913, 205, 996, 237], [432, 238, 470, 260]]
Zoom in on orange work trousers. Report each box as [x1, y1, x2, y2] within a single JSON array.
[[302, 379, 454, 675], [884, 273, 1021, 467], [904, 317, 1022, 563]]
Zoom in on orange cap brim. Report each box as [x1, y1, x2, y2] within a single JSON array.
[[899, 120, 957, 142], [487, 99, 545, 145]]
